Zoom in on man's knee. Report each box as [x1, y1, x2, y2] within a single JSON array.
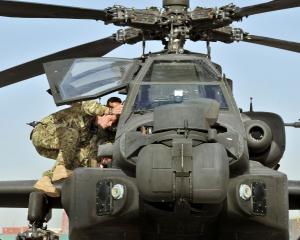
[[35, 146, 58, 160]]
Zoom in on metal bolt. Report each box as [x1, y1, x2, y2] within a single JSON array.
[[239, 184, 252, 200], [111, 184, 125, 200]]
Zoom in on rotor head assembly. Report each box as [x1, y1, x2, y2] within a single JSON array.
[[0, 0, 300, 87]]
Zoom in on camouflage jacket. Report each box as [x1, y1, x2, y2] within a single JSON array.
[[38, 100, 108, 144]]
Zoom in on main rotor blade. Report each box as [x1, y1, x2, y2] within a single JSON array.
[[236, 0, 300, 18], [0, 0, 106, 20], [0, 36, 122, 88], [242, 34, 300, 53]]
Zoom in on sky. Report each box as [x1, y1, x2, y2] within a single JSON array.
[[0, 0, 299, 228]]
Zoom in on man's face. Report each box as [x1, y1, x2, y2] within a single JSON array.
[[108, 101, 121, 109], [96, 114, 118, 129]]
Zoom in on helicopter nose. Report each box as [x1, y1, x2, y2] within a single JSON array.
[[136, 100, 228, 204], [136, 141, 229, 204]]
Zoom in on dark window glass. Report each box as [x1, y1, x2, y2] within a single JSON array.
[[143, 60, 219, 82], [133, 84, 228, 111], [44, 58, 135, 104]]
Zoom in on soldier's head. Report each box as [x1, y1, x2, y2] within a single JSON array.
[[106, 97, 122, 108], [95, 114, 118, 129]]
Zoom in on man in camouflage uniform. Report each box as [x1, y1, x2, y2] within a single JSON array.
[[96, 97, 123, 168], [32, 99, 122, 197]]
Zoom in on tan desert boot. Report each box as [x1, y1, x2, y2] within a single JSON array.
[[52, 165, 73, 182], [34, 176, 60, 198]]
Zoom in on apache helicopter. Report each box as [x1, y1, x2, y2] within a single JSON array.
[[0, 0, 300, 239]]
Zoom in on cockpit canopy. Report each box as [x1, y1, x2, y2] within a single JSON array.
[[44, 55, 229, 110], [133, 59, 228, 111], [44, 58, 138, 105]]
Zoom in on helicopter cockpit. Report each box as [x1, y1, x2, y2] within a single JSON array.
[[44, 55, 232, 115], [133, 83, 228, 111], [133, 59, 228, 110]]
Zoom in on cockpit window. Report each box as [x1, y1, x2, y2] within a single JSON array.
[[60, 58, 134, 99], [143, 60, 219, 82], [44, 58, 136, 105], [133, 84, 228, 111]]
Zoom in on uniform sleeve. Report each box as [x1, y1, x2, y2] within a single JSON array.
[[81, 100, 108, 116]]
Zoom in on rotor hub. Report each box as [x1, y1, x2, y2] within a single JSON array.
[[163, 0, 189, 8]]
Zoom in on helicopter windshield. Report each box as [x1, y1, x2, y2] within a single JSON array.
[[143, 60, 219, 82], [133, 83, 228, 111]]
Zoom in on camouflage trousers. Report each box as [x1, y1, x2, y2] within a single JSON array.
[[31, 123, 97, 177]]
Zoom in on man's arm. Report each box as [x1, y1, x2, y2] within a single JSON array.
[[81, 100, 108, 116], [81, 100, 123, 116]]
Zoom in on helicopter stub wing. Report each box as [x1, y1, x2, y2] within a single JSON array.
[[0, 36, 122, 88], [0, 179, 298, 210], [0, 180, 62, 208], [288, 180, 300, 210], [0, 0, 106, 20]]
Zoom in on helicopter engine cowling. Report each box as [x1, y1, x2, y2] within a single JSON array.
[[242, 112, 286, 168], [244, 119, 273, 153]]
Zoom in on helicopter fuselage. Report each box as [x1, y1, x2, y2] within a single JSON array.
[[54, 53, 289, 240]]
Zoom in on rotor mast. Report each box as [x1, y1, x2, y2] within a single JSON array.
[[163, 0, 189, 53], [163, 0, 189, 8]]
